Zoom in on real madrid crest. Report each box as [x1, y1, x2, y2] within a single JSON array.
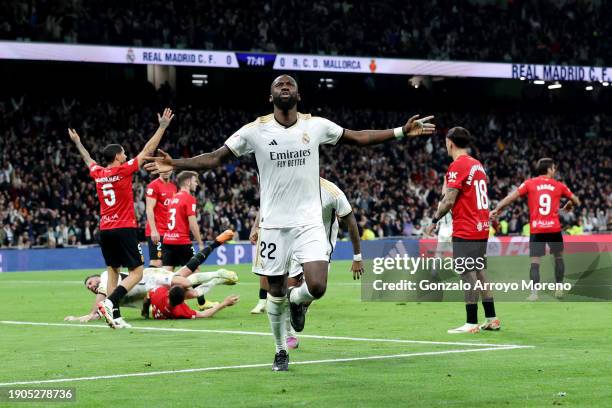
[[302, 132, 310, 144]]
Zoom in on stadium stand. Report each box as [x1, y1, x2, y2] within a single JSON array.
[[0, 98, 610, 248], [0, 0, 610, 65]]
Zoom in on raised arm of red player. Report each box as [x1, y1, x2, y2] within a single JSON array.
[[136, 108, 174, 167]]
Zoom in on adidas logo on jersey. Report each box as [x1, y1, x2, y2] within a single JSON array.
[[269, 140, 278, 145]]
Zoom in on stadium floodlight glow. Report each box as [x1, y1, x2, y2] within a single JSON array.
[[547, 82, 562, 90], [585, 85, 594, 91], [533, 80, 545, 85], [603, 81, 610, 87]]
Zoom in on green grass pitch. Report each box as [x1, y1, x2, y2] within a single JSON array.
[[1, 261, 611, 407]]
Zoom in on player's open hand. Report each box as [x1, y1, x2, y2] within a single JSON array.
[[67, 128, 80, 143], [424, 223, 437, 237], [157, 108, 175, 129], [144, 149, 175, 174], [351, 260, 364, 280], [64, 314, 98, 323], [223, 295, 240, 306], [403, 115, 435, 137], [490, 208, 500, 219]]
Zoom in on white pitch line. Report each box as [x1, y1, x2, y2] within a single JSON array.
[[0, 320, 534, 349], [0, 280, 83, 284], [0, 280, 362, 286], [0, 346, 525, 387]]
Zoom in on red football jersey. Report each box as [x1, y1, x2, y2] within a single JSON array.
[[149, 287, 197, 320], [163, 190, 196, 245], [445, 154, 490, 239], [89, 159, 139, 230], [517, 176, 573, 234], [145, 178, 178, 236]]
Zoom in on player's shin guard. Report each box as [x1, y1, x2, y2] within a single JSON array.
[[289, 282, 315, 305], [267, 294, 288, 353], [529, 263, 541, 284], [554, 257, 565, 283]]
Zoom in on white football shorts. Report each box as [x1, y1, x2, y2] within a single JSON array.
[[253, 224, 329, 277]]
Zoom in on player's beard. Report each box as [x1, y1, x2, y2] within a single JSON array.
[[272, 93, 298, 111]]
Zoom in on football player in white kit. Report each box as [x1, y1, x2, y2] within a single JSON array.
[[250, 177, 364, 349], [432, 179, 453, 280], [144, 74, 435, 370], [65, 268, 238, 324]]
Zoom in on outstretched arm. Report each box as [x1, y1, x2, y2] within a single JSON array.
[[67, 129, 96, 167], [64, 293, 105, 322], [144, 146, 234, 174], [490, 189, 521, 219], [195, 295, 239, 318], [341, 115, 435, 146], [136, 108, 174, 166], [339, 212, 363, 280]]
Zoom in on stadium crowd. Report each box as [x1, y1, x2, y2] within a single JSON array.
[[0, 97, 610, 248], [0, 0, 610, 65]]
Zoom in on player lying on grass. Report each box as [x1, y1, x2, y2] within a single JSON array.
[[250, 177, 363, 350], [64, 230, 237, 326], [64, 267, 238, 323], [147, 285, 239, 320]]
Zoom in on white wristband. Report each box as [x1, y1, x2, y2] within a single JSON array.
[[353, 253, 362, 262], [393, 127, 405, 139]]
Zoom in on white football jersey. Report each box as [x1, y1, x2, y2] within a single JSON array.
[[98, 270, 147, 307], [225, 113, 344, 228], [320, 178, 352, 250], [437, 210, 453, 240]]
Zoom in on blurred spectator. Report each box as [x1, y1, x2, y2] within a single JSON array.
[[0, 97, 610, 249]]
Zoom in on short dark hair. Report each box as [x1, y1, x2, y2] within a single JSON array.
[[446, 127, 472, 148], [168, 285, 186, 307], [83, 274, 100, 285], [177, 171, 198, 187], [536, 158, 555, 175], [102, 144, 123, 165]]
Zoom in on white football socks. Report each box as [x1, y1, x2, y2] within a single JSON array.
[[187, 272, 220, 286], [289, 282, 315, 304], [267, 294, 288, 353]]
